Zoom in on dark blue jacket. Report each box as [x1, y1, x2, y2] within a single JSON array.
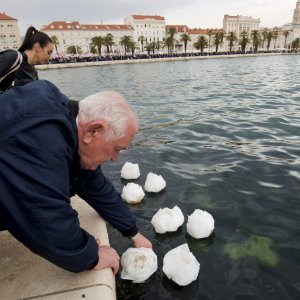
[[0, 80, 138, 272]]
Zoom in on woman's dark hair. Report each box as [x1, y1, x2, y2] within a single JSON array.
[[18, 26, 52, 52]]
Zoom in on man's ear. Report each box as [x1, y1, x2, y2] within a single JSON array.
[[82, 120, 105, 144]]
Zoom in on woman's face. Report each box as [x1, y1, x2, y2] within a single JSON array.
[[35, 42, 53, 63]]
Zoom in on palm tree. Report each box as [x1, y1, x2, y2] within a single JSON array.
[[180, 33, 191, 54], [239, 31, 249, 52], [164, 36, 174, 54], [167, 27, 177, 53], [148, 41, 157, 55], [90, 36, 105, 56], [138, 35, 145, 52], [145, 43, 153, 55], [156, 41, 162, 53], [226, 32, 237, 52], [251, 30, 261, 52], [292, 38, 300, 50], [120, 35, 132, 54], [261, 29, 269, 49], [67, 45, 81, 54], [104, 33, 114, 53], [128, 40, 138, 56], [266, 31, 273, 51], [283, 31, 290, 49], [193, 35, 208, 55], [51, 35, 59, 52], [213, 32, 223, 53], [272, 29, 279, 50], [89, 45, 97, 54], [167, 27, 177, 39], [207, 28, 214, 52]]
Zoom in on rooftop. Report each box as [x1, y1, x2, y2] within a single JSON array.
[[42, 21, 133, 31], [0, 12, 16, 21], [131, 15, 165, 21]]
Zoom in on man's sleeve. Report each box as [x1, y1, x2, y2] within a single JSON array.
[[75, 168, 139, 238], [0, 118, 99, 273]]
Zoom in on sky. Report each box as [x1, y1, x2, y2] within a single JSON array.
[[1, 0, 297, 36]]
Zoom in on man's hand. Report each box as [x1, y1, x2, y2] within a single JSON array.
[[131, 232, 152, 249], [93, 239, 120, 275]]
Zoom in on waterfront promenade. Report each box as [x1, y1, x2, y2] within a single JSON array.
[[36, 52, 296, 70], [0, 196, 116, 300]]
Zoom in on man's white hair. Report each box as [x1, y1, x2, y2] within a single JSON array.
[[78, 91, 137, 140]]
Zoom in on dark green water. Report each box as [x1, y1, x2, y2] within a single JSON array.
[[41, 55, 300, 300]]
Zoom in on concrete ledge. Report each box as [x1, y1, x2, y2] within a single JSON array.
[[0, 196, 116, 300], [36, 53, 295, 70]]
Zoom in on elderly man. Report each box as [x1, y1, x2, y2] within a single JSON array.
[[0, 80, 151, 274]]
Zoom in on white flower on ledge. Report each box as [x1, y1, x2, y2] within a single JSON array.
[[121, 182, 145, 204], [163, 243, 200, 286], [187, 209, 215, 239], [121, 162, 140, 180], [144, 172, 166, 193], [151, 205, 184, 234], [121, 247, 158, 283]]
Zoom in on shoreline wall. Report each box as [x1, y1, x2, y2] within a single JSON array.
[[36, 53, 296, 71]]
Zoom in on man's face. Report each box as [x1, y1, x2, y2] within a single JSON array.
[[78, 120, 137, 170]]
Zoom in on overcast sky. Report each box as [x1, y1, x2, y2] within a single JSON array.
[[1, 0, 297, 35]]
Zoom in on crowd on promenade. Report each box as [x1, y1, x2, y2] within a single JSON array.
[[46, 49, 297, 65]]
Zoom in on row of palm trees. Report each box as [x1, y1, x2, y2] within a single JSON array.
[[51, 28, 297, 55]]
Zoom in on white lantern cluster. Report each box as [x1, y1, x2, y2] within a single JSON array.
[[121, 183, 145, 204], [120, 162, 166, 204], [187, 209, 215, 239], [163, 243, 200, 286], [120, 248, 158, 283], [151, 206, 184, 234], [119, 161, 215, 286], [121, 162, 140, 180], [144, 172, 166, 193]]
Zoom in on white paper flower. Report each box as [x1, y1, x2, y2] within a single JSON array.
[[163, 243, 200, 286], [151, 206, 184, 233], [122, 182, 145, 204], [144, 172, 166, 193], [121, 162, 140, 180], [187, 209, 215, 239], [121, 247, 158, 283]]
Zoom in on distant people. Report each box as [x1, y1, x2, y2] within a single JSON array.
[[0, 80, 152, 273], [0, 26, 53, 92]]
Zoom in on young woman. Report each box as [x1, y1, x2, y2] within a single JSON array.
[[15, 26, 54, 86], [0, 26, 53, 91]]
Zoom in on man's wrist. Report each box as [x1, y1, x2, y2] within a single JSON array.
[[130, 232, 140, 240]]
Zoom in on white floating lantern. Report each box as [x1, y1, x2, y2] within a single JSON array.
[[144, 172, 166, 193], [187, 209, 215, 239], [163, 243, 200, 286], [121, 247, 158, 283], [121, 162, 140, 180], [151, 205, 184, 234], [122, 182, 145, 204]]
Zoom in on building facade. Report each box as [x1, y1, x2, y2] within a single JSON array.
[[124, 15, 165, 47], [292, 0, 300, 38], [223, 15, 260, 36], [41, 21, 134, 54], [0, 12, 21, 51]]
